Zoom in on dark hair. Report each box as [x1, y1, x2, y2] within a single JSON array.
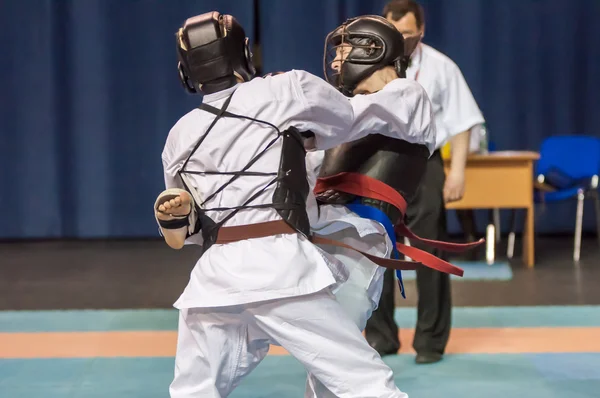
[[382, 0, 425, 29]]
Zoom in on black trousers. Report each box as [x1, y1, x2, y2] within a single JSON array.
[[364, 151, 451, 355], [456, 210, 476, 241]]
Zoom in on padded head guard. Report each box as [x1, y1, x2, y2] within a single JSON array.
[[176, 11, 256, 94], [324, 15, 420, 96]]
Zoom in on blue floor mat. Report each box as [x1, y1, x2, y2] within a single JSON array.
[[1, 354, 599, 398]]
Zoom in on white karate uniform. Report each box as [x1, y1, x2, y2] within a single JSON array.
[[304, 78, 437, 398], [162, 70, 422, 397]]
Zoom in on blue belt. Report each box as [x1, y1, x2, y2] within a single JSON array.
[[345, 201, 406, 299]]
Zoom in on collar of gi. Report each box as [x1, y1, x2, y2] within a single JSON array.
[[202, 83, 242, 103]]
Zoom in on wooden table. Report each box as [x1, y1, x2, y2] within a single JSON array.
[[444, 151, 540, 267]]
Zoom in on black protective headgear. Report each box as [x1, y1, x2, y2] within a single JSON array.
[[177, 11, 256, 94], [324, 15, 420, 96]]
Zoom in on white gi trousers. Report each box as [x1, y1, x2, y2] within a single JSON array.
[[169, 288, 406, 398], [305, 212, 396, 398]]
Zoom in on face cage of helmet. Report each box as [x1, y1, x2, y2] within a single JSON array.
[[324, 30, 398, 96]]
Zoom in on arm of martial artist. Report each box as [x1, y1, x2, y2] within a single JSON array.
[[347, 79, 437, 154], [154, 189, 195, 250], [285, 70, 355, 151], [158, 138, 200, 250]]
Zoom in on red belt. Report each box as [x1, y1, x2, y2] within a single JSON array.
[[314, 172, 485, 277]]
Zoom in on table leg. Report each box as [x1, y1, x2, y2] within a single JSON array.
[[522, 205, 535, 267]]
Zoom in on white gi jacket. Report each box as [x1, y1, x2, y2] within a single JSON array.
[[161, 70, 434, 309], [308, 78, 437, 327]]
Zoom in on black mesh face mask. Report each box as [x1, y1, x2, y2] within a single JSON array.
[[323, 27, 346, 93], [323, 24, 386, 96]]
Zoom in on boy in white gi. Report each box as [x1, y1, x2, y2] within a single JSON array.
[[155, 11, 436, 398], [304, 15, 481, 397]]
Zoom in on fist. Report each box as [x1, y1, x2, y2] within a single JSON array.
[[304, 136, 316, 151], [155, 190, 193, 220]]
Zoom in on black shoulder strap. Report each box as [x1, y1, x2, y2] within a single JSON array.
[[177, 89, 312, 239], [199, 102, 243, 120], [179, 91, 236, 172]]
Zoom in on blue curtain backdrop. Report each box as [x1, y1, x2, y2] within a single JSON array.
[[0, 0, 253, 238], [1, 0, 599, 239]]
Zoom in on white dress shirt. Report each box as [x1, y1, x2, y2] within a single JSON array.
[[407, 43, 485, 151]]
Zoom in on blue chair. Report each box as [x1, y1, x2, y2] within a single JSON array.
[[507, 136, 600, 262]]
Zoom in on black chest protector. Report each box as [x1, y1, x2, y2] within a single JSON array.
[[178, 91, 311, 253], [318, 134, 430, 224]]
